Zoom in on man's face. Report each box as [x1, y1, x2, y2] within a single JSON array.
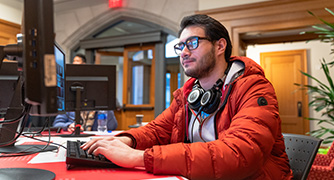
[[178, 26, 216, 79], [73, 56, 85, 64]]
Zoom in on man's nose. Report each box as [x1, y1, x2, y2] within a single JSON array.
[[180, 46, 191, 59]]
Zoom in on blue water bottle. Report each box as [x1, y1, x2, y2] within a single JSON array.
[[97, 111, 107, 132]]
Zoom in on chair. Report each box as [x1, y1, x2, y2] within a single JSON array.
[[307, 143, 334, 180], [283, 133, 323, 180]]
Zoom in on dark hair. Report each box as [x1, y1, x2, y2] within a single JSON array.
[[178, 14, 232, 62], [75, 53, 86, 63]]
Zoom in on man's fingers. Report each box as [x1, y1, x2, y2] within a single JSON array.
[[81, 138, 103, 150]]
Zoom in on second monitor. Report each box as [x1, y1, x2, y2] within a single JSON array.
[[65, 64, 116, 111]]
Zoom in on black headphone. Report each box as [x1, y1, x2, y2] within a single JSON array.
[[187, 79, 224, 114]]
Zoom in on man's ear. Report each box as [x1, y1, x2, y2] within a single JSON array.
[[216, 38, 227, 56]]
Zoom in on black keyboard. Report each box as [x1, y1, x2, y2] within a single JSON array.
[[66, 140, 119, 169]]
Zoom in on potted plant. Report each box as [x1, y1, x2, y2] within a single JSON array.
[[296, 8, 334, 144]]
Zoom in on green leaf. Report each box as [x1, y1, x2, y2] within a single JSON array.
[[300, 8, 334, 145], [312, 25, 332, 32], [309, 9, 334, 30], [300, 70, 331, 92], [322, 139, 333, 144], [321, 59, 334, 92], [325, 8, 334, 17]]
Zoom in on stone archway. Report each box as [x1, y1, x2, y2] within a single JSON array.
[[59, 7, 180, 54]]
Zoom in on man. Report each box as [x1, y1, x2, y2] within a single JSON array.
[[72, 53, 86, 64], [82, 14, 293, 179]]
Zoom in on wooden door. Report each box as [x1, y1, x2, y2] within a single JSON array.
[[260, 50, 309, 134], [121, 44, 156, 130]]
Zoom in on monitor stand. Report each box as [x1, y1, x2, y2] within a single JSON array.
[[0, 168, 55, 180], [0, 144, 58, 154], [59, 85, 92, 138], [0, 75, 58, 153], [0, 107, 58, 153]]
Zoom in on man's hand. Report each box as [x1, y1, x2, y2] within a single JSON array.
[[81, 136, 144, 168]]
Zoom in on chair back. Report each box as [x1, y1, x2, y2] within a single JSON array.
[[283, 133, 322, 180]]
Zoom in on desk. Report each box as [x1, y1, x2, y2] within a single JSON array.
[[0, 131, 185, 180]]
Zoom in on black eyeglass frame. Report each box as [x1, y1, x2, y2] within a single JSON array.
[[174, 36, 210, 56]]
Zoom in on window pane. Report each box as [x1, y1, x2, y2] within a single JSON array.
[[165, 73, 171, 108], [128, 49, 152, 105], [97, 49, 124, 105], [165, 34, 178, 58]]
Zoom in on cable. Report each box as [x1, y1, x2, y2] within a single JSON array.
[[22, 116, 50, 136], [22, 117, 66, 149], [22, 134, 66, 150], [190, 106, 203, 143], [0, 104, 64, 157], [0, 104, 28, 124], [0, 104, 31, 147], [0, 119, 65, 157]]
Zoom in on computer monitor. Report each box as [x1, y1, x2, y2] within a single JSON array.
[[0, 0, 59, 178], [0, 0, 60, 152], [23, 43, 65, 133], [0, 42, 65, 145], [22, 0, 57, 115], [65, 64, 116, 111], [61, 64, 116, 137]]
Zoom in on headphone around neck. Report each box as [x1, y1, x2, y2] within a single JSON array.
[[187, 78, 224, 114]]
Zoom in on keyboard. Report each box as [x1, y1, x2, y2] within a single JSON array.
[[66, 140, 119, 169]]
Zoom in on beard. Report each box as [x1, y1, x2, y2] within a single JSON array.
[[183, 47, 216, 79]]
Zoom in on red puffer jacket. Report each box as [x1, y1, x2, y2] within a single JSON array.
[[119, 56, 293, 180]]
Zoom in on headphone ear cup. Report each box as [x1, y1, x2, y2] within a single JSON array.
[[187, 88, 204, 111], [200, 89, 222, 114]]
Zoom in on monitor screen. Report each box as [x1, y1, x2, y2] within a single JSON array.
[[54, 43, 65, 112], [65, 64, 116, 111]]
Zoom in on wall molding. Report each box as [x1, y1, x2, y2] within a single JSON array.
[[197, 0, 334, 56]]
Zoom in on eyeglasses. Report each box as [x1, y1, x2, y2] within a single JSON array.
[[174, 36, 210, 56]]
